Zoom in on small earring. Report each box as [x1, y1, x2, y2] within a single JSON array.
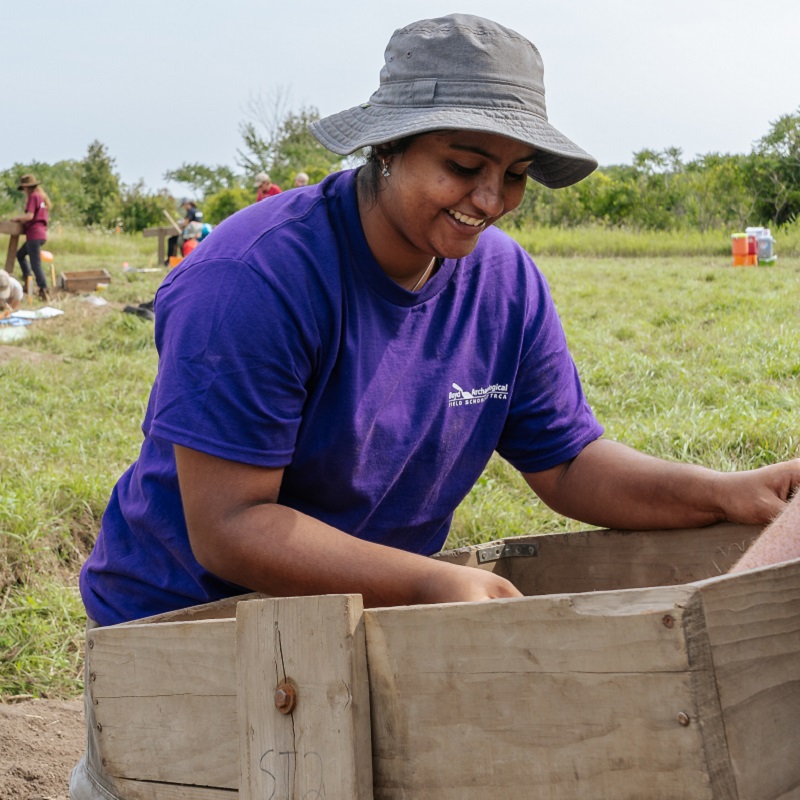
[[381, 161, 391, 178]]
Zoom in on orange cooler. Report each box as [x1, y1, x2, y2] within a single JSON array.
[[731, 233, 748, 266]]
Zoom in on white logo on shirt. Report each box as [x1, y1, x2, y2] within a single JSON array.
[[448, 382, 509, 407]]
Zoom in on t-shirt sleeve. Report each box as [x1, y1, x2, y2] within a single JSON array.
[[496, 265, 603, 473], [146, 257, 318, 467]]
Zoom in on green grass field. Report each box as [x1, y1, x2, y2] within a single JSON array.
[[1, 225, 799, 699]]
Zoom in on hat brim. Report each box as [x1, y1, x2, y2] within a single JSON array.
[[310, 105, 597, 189]]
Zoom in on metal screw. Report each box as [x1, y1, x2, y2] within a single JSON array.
[[88, 639, 94, 649], [274, 682, 297, 715], [662, 615, 675, 629], [677, 712, 691, 727]]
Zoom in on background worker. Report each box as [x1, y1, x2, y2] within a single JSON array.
[[166, 199, 203, 264], [255, 172, 282, 200], [0, 270, 24, 316], [10, 174, 51, 301]]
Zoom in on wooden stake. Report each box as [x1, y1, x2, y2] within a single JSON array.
[[236, 595, 374, 800]]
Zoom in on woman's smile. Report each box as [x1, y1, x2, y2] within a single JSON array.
[[358, 130, 535, 284]]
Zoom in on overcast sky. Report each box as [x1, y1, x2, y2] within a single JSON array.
[[3, 0, 799, 193]]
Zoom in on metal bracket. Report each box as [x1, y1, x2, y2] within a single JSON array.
[[476, 541, 539, 564]]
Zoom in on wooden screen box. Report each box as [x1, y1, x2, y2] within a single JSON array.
[[86, 523, 800, 800], [58, 269, 111, 292]]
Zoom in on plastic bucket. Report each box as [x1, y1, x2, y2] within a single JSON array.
[[757, 233, 774, 260], [731, 233, 748, 266]]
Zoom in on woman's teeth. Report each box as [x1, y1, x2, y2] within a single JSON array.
[[447, 209, 485, 227]]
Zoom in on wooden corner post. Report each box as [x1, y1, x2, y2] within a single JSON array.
[[236, 594, 374, 800]]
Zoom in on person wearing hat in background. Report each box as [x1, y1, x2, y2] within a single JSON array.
[[255, 171, 282, 200], [11, 174, 52, 301], [165, 198, 203, 265], [72, 14, 800, 798], [0, 270, 24, 318]]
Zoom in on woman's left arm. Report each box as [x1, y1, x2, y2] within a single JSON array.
[[11, 211, 33, 223], [524, 438, 800, 530]]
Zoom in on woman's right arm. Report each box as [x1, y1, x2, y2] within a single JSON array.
[[175, 445, 522, 607]]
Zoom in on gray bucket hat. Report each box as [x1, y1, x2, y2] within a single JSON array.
[[310, 14, 597, 189]]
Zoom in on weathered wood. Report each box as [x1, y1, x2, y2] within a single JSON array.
[[90, 619, 239, 789], [437, 523, 762, 595], [119, 592, 268, 626], [698, 560, 800, 800], [365, 585, 732, 799], [236, 595, 373, 800], [58, 268, 111, 292], [81, 528, 799, 799], [111, 777, 236, 799], [144, 225, 177, 265], [1, 220, 23, 272]]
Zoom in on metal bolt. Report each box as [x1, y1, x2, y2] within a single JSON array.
[[274, 682, 297, 715], [677, 712, 691, 727], [88, 639, 94, 649], [662, 615, 675, 629]]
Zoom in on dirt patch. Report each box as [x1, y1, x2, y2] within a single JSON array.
[[0, 698, 84, 800], [0, 344, 60, 366]]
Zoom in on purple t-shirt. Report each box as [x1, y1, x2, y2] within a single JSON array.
[[23, 191, 48, 241], [80, 169, 603, 625]]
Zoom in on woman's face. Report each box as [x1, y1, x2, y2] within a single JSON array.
[[364, 130, 535, 271]]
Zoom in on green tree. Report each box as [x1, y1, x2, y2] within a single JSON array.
[[80, 140, 122, 228], [683, 153, 757, 231], [237, 89, 343, 188], [0, 159, 86, 225], [163, 162, 240, 202], [203, 186, 254, 224], [120, 182, 172, 232], [751, 108, 800, 225]]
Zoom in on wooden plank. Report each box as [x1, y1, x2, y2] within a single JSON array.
[[4, 237, 18, 273], [143, 226, 178, 237], [437, 523, 763, 595], [698, 560, 800, 800], [365, 586, 729, 799], [90, 619, 239, 789], [120, 593, 268, 626], [236, 595, 373, 800], [112, 776, 236, 799], [1, 221, 23, 273]]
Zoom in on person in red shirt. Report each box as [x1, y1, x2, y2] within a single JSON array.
[[11, 174, 51, 301], [255, 172, 282, 201]]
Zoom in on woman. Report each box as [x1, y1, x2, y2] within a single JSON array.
[[0, 270, 24, 316], [11, 174, 51, 301], [72, 15, 799, 797]]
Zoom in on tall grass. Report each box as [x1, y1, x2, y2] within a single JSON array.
[[2, 225, 799, 698], [505, 221, 800, 258]]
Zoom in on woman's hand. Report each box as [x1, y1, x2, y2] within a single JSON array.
[[711, 458, 800, 526], [413, 561, 523, 604]]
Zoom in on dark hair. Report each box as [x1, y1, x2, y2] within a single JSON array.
[[358, 135, 419, 207]]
